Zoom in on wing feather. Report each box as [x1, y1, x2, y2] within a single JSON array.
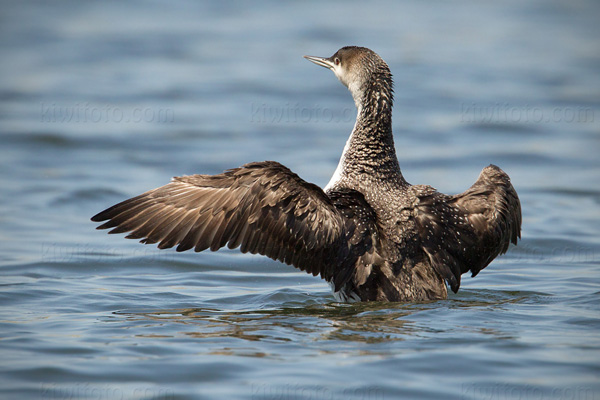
[[92, 161, 355, 284], [414, 164, 521, 293]]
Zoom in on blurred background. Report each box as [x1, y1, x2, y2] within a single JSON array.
[[1, 1, 599, 399]]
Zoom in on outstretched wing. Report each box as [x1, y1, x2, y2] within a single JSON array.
[[92, 161, 357, 286], [414, 165, 522, 293]]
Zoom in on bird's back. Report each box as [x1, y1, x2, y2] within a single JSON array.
[[330, 164, 521, 302]]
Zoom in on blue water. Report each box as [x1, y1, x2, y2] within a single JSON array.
[[1, 1, 599, 399]]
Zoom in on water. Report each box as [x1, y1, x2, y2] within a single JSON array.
[[1, 0, 599, 399]]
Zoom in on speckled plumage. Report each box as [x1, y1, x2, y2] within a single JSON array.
[[92, 46, 521, 302]]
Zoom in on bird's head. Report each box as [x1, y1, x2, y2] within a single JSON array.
[[304, 46, 393, 108]]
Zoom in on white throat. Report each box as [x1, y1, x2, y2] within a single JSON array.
[[333, 67, 364, 109], [324, 106, 362, 192]]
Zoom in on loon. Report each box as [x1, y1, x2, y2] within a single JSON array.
[[91, 46, 521, 302]]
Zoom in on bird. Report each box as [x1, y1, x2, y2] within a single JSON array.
[[91, 46, 521, 302]]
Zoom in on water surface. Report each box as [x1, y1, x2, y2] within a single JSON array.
[[1, 1, 599, 399]]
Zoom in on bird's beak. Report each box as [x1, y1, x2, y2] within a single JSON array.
[[303, 55, 335, 70]]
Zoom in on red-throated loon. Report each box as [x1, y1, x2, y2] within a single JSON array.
[[91, 46, 521, 302]]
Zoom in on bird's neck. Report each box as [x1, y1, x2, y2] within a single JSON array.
[[326, 79, 404, 191]]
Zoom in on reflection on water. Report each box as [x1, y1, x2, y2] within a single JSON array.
[[115, 290, 535, 352]]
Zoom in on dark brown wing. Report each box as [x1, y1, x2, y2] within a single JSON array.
[[413, 164, 522, 293], [92, 161, 372, 287]]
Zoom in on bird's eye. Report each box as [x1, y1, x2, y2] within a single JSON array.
[[334, 58, 340, 65]]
